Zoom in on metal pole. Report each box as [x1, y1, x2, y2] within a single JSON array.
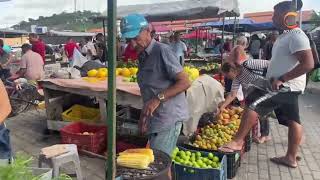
[[106, 0, 117, 179], [220, 14, 225, 82], [233, 16, 236, 46]]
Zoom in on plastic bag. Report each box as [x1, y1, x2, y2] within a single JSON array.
[[70, 68, 81, 79], [310, 68, 320, 82], [72, 48, 88, 68]]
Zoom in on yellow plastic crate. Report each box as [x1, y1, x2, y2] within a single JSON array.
[[62, 104, 100, 123]]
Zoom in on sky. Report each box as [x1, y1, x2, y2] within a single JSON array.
[[0, 0, 319, 28]]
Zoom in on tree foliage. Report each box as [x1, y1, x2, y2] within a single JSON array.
[[12, 11, 102, 32]]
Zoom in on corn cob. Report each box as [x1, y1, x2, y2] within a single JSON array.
[[120, 148, 154, 162], [117, 153, 151, 169]]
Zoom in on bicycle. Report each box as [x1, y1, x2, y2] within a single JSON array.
[[4, 80, 43, 116]]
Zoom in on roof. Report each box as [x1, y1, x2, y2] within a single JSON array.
[[49, 30, 96, 37], [244, 10, 317, 23]]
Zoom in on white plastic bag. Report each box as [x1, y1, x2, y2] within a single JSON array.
[[72, 48, 88, 68], [70, 68, 81, 79]]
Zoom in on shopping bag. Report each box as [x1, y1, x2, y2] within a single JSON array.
[[72, 48, 88, 68]]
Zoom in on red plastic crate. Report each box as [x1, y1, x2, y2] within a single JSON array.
[[60, 122, 107, 154]]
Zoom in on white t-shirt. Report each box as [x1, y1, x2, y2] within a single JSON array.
[[266, 28, 311, 92]]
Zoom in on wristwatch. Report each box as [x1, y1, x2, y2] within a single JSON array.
[[157, 93, 165, 102]]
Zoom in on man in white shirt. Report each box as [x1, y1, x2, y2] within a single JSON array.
[[219, 0, 314, 168], [170, 32, 187, 65]]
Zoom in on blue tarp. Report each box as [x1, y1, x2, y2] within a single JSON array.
[[196, 18, 277, 32]]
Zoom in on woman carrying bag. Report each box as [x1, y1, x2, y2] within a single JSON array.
[[0, 80, 12, 165]]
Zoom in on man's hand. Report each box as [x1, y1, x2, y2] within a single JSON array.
[[272, 79, 283, 91], [139, 98, 161, 135], [142, 98, 161, 118], [217, 101, 226, 114]]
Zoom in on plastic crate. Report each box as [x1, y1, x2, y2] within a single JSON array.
[[60, 122, 107, 154], [181, 144, 242, 179], [62, 104, 100, 123], [174, 146, 227, 180]]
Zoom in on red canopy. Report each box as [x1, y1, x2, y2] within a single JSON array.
[[153, 25, 171, 32], [182, 30, 216, 39]]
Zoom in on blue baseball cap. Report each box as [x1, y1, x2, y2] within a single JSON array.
[[120, 14, 148, 39]]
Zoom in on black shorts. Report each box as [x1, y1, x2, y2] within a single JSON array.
[[245, 89, 301, 126]]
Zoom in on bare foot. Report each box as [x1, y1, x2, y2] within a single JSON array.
[[218, 140, 244, 153], [259, 136, 271, 144], [270, 156, 297, 168]]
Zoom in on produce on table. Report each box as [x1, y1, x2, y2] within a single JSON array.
[[117, 148, 154, 169], [217, 107, 243, 125], [183, 66, 200, 81], [191, 107, 243, 150], [122, 75, 138, 83], [117, 61, 138, 68], [84, 68, 108, 82], [172, 147, 221, 169], [184, 62, 220, 72], [120, 68, 132, 78]]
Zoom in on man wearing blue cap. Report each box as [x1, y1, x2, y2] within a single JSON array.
[[121, 14, 191, 156]]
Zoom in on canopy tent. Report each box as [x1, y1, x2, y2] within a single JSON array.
[[182, 30, 216, 39], [49, 30, 96, 37], [198, 18, 255, 28], [103, 0, 240, 22]]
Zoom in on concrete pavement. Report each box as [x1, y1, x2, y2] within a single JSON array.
[[5, 81, 320, 180]]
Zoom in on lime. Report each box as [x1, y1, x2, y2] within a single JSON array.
[[190, 156, 196, 162], [196, 160, 203, 165], [194, 164, 200, 168], [186, 151, 192, 156], [203, 158, 209, 163], [196, 152, 201, 158], [207, 165, 213, 168], [188, 169, 195, 174], [213, 156, 219, 162], [211, 162, 217, 168], [191, 153, 196, 157], [208, 153, 214, 160]]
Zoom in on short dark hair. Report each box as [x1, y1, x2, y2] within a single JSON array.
[[29, 33, 38, 38], [274, 0, 303, 12], [85, 37, 91, 42], [96, 33, 104, 38], [221, 62, 238, 73], [0, 39, 4, 47], [21, 43, 32, 50]]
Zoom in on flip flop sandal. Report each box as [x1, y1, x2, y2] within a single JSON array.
[[270, 157, 297, 168]]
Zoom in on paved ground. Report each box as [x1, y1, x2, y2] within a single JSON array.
[[6, 82, 320, 180]]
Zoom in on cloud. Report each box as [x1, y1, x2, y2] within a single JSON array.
[[0, 0, 319, 28]]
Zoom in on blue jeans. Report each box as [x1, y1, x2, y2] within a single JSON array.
[[0, 124, 11, 160], [149, 121, 182, 156]]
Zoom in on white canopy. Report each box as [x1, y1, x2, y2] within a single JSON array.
[[103, 0, 239, 22], [49, 30, 96, 37]]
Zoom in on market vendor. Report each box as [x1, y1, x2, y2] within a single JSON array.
[[120, 14, 191, 156]]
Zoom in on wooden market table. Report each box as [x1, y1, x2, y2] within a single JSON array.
[[39, 77, 143, 131]]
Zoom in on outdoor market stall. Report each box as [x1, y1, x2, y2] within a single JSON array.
[[51, 0, 241, 179]]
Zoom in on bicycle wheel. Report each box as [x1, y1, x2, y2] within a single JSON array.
[[9, 85, 38, 116]]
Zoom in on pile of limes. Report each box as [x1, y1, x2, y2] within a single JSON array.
[[172, 147, 221, 169]]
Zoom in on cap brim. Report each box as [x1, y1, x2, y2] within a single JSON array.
[[121, 29, 140, 39]]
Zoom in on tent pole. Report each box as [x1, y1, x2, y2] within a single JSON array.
[[106, 0, 117, 179], [233, 16, 236, 46], [220, 13, 225, 82], [196, 28, 198, 53]]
